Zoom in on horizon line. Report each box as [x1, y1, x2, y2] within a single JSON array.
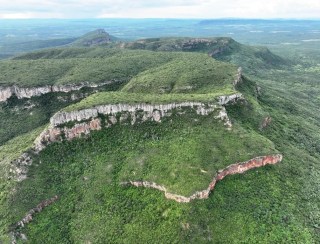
[[0, 17, 320, 21]]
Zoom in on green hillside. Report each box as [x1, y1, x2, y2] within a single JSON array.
[[1, 31, 320, 243], [124, 37, 289, 73], [1, 50, 236, 88], [0, 29, 119, 58], [0, 38, 76, 58], [70, 29, 118, 47], [122, 54, 237, 94], [1, 50, 174, 87]]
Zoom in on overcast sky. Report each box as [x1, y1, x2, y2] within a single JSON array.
[[0, 0, 320, 19]]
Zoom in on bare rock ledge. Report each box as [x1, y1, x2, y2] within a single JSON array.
[[0, 80, 116, 102], [124, 154, 283, 203]]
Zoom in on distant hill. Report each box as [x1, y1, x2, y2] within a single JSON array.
[[0, 29, 118, 58], [0, 38, 76, 58], [123, 37, 288, 72], [2, 48, 237, 95], [70, 29, 118, 47]]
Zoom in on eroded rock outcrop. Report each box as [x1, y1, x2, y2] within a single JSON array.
[[50, 102, 219, 126], [12, 195, 59, 243], [0, 80, 116, 102], [218, 93, 243, 105], [34, 118, 102, 151], [16, 195, 59, 228], [234, 67, 242, 87], [10, 153, 33, 182], [260, 116, 272, 129], [10, 101, 233, 182], [34, 102, 230, 151], [124, 154, 283, 203]]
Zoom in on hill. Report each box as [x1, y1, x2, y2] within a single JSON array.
[[123, 37, 288, 73], [0, 34, 320, 243], [70, 29, 118, 47], [0, 29, 118, 59], [0, 38, 77, 59]]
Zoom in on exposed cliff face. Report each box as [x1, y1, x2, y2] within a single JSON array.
[[125, 154, 283, 203], [34, 118, 102, 152], [34, 102, 229, 152], [218, 93, 243, 105], [234, 67, 242, 87], [0, 87, 13, 101], [10, 101, 233, 182], [0, 80, 116, 102], [50, 102, 219, 126]]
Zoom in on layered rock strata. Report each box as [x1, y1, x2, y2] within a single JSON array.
[[218, 93, 243, 105], [11, 101, 233, 181], [33, 102, 230, 151], [124, 154, 283, 203], [50, 102, 218, 126], [0, 80, 116, 102], [218, 67, 243, 105]]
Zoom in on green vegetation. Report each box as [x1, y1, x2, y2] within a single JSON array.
[[125, 37, 233, 52], [1, 28, 320, 243], [0, 38, 76, 58], [0, 127, 45, 242], [0, 50, 173, 87], [0, 82, 122, 146], [63, 91, 231, 112], [10, 110, 277, 243], [125, 37, 289, 73], [123, 54, 237, 94], [70, 29, 118, 47], [0, 49, 235, 88]]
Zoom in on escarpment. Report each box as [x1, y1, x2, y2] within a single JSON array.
[[0, 80, 118, 102], [50, 102, 219, 126], [36, 102, 232, 151], [11, 100, 235, 182], [124, 154, 283, 203]]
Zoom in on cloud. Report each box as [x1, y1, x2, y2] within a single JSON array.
[[0, 0, 319, 19]]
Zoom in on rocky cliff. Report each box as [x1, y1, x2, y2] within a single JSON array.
[[234, 67, 243, 87], [218, 93, 243, 105], [35, 102, 231, 151], [125, 154, 283, 203], [10, 100, 234, 181], [0, 80, 116, 102], [50, 102, 218, 126]]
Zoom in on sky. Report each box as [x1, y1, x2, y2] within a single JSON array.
[[0, 0, 320, 19]]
